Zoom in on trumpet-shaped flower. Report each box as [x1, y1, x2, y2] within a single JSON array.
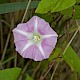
[[12, 16, 58, 61]]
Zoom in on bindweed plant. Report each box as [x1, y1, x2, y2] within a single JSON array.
[[0, 0, 80, 80]]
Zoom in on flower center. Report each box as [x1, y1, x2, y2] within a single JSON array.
[[33, 35, 41, 42]]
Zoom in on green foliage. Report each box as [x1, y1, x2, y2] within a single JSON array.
[[0, 0, 8, 4], [0, 68, 21, 80], [0, 1, 39, 14], [35, 13, 54, 23], [0, 0, 80, 79], [61, 5, 80, 19], [48, 48, 61, 61], [35, 0, 76, 13], [40, 60, 49, 70], [77, 0, 80, 2], [62, 46, 80, 72], [25, 74, 33, 80]]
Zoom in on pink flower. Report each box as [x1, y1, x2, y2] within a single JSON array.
[[12, 16, 58, 61]]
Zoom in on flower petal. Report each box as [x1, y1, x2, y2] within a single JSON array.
[[42, 34, 58, 39], [36, 42, 46, 58], [34, 16, 38, 33], [15, 40, 28, 53], [33, 45, 45, 61], [21, 45, 34, 59], [22, 45, 44, 61], [41, 37, 57, 58], [42, 42, 53, 58], [26, 16, 36, 32], [12, 30, 27, 42], [35, 16, 48, 34], [38, 23, 57, 35], [42, 37, 57, 48], [21, 41, 33, 53], [13, 29, 33, 39], [16, 23, 29, 32]]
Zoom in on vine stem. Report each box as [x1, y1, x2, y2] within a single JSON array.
[[18, 60, 32, 80], [50, 20, 80, 80], [32, 62, 42, 78], [21, 0, 31, 23], [1, 19, 14, 62], [0, 16, 4, 54]]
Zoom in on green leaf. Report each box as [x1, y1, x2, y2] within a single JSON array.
[[61, 5, 80, 19], [51, 0, 76, 12], [0, 1, 39, 14], [62, 46, 80, 72], [60, 6, 73, 18], [35, 0, 76, 13], [25, 74, 33, 80], [36, 0, 52, 13], [0, 67, 21, 80]]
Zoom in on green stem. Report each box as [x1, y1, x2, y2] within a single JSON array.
[[32, 62, 41, 78], [1, 19, 11, 27], [0, 61, 4, 69], [0, 16, 4, 54], [2, 56, 15, 65], [21, 0, 31, 23], [1, 19, 14, 62], [18, 60, 32, 80], [14, 52, 17, 67]]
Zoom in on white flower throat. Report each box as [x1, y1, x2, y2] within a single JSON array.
[[33, 35, 40, 41], [32, 34, 41, 43]]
